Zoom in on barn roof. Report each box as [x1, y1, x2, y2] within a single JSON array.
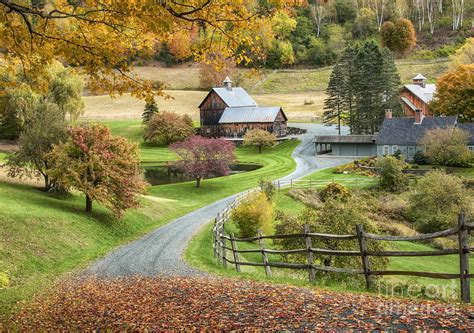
[[314, 135, 375, 144], [376, 116, 458, 145], [203, 87, 258, 108], [403, 83, 436, 104], [219, 107, 285, 123]]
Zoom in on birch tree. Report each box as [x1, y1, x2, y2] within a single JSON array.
[[413, 0, 425, 31], [426, 0, 436, 34], [451, 0, 465, 30], [371, 0, 388, 31], [310, 0, 329, 37]]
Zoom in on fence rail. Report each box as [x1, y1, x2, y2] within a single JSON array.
[[213, 193, 472, 303]]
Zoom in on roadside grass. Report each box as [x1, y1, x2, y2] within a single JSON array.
[[186, 187, 473, 301], [0, 181, 182, 320], [0, 152, 7, 163]]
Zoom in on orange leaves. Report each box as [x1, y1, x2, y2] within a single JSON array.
[[12, 276, 474, 330]]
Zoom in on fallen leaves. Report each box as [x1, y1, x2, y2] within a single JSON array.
[[10, 276, 474, 331]]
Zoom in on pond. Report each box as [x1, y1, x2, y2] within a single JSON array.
[[142, 163, 263, 186]]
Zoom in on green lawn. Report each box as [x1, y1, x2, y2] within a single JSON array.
[[0, 152, 7, 164], [0, 182, 183, 319], [303, 167, 378, 188]]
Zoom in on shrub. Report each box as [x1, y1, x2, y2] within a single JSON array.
[[376, 156, 409, 192], [232, 192, 274, 238], [143, 111, 194, 145], [408, 170, 468, 233], [420, 127, 472, 167], [413, 150, 429, 165], [258, 179, 276, 200], [274, 198, 388, 280], [319, 182, 350, 202], [243, 129, 277, 153]]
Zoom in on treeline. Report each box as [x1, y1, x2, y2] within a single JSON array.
[[151, 0, 471, 70]]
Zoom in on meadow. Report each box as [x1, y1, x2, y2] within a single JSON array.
[[82, 59, 451, 123]]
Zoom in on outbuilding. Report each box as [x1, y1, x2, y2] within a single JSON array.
[[314, 135, 376, 157]]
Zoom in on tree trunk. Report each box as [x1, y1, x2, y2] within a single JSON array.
[[258, 145, 262, 153], [85, 194, 93, 213], [196, 178, 201, 188], [43, 175, 50, 191]]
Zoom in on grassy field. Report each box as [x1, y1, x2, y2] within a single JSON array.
[[82, 58, 451, 123], [186, 187, 473, 302], [0, 153, 7, 163], [0, 133, 299, 319], [0, 182, 183, 319], [302, 167, 378, 188]]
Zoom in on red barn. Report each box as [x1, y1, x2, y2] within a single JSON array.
[[400, 74, 436, 117], [198, 77, 287, 138]]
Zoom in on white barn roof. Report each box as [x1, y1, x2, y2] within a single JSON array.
[[219, 107, 284, 123], [404, 83, 436, 104], [211, 87, 258, 108]]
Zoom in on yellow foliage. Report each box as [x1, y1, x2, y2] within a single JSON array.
[[232, 192, 274, 238]]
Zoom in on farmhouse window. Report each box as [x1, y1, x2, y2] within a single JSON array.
[[391, 145, 399, 154], [383, 145, 389, 155]]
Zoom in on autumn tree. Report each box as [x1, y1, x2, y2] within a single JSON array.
[[243, 129, 277, 153], [142, 98, 160, 124], [419, 127, 472, 167], [47, 125, 145, 217], [199, 52, 238, 89], [170, 136, 236, 188], [7, 103, 68, 191], [144, 111, 194, 146], [380, 19, 416, 55], [430, 64, 474, 122], [0, 1, 295, 99]]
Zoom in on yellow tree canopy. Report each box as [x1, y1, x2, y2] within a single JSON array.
[[0, 0, 298, 98]]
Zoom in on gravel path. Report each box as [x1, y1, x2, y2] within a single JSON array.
[[86, 124, 354, 277]]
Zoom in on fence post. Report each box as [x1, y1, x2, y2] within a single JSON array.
[[290, 179, 293, 188], [309, 179, 312, 189], [230, 233, 241, 273], [213, 218, 218, 259], [221, 234, 227, 268], [356, 224, 372, 290], [258, 230, 272, 277], [458, 213, 471, 303], [216, 214, 221, 261], [304, 224, 316, 283]]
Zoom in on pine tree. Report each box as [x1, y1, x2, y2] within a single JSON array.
[[142, 98, 159, 124], [323, 63, 345, 135]]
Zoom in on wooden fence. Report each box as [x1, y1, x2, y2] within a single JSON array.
[[213, 196, 473, 303], [275, 178, 376, 189]]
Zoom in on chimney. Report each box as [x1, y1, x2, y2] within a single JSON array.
[[223, 76, 233, 91], [412, 74, 427, 88], [385, 109, 393, 119], [414, 109, 425, 124]]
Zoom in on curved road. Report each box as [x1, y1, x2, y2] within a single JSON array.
[[87, 124, 353, 277]]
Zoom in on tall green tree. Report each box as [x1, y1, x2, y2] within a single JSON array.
[[323, 62, 345, 134], [142, 98, 160, 124]]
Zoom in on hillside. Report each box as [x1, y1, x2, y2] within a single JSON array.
[[82, 58, 451, 123]]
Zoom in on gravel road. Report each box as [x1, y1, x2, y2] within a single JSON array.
[[86, 124, 354, 277]]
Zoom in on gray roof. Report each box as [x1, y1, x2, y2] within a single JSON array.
[[456, 123, 474, 145], [211, 87, 258, 108], [376, 116, 458, 145], [314, 135, 375, 144], [404, 84, 436, 104], [219, 107, 284, 123]]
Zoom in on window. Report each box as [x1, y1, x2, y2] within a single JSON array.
[[383, 145, 389, 156], [408, 147, 415, 156], [391, 145, 399, 154], [469, 146, 474, 151]]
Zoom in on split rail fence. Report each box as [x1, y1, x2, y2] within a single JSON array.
[[213, 195, 473, 303]]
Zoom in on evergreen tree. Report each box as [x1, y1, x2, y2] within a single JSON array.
[[323, 62, 345, 135], [324, 40, 401, 135], [142, 98, 159, 124]]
